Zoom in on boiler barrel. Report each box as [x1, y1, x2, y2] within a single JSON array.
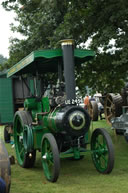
[[0, 139, 11, 193], [46, 105, 90, 136]]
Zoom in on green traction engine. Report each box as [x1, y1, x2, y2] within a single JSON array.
[[7, 39, 114, 182]]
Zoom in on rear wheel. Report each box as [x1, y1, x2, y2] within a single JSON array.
[[13, 111, 36, 168], [91, 128, 114, 174], [41, 133, 60, 182], [88, 101, 98, 121], [104, 93, 123, 124]]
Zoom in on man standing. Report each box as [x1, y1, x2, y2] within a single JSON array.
[[84, 95, 89, 110]]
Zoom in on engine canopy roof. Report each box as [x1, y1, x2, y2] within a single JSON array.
[[7, 48, 95, 78]]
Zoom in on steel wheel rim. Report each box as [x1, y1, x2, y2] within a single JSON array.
[[41, 138, 54, 181], [14, 115, 26, 166], [105, 95, 115, 123], [88, 102, 93, 119], [92, 134, 108, 172], [104, 93, 123, 124]]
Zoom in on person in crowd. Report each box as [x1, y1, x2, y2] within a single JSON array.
[[84, 95, 89, 110]]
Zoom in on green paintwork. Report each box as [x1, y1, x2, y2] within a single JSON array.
[[24, 97, 43, 122], [47, 109, 59, 132], [29, 79, 35, 96], [25, 96, 60, 133], [42, 108, 59, 133], [60, 147, 84, 159], [33, 125, 49, 150], [42, 97, 50, 112], [0, 74, 14, 124], [7, 49, 95, 77], [24, 98, 37, 110], [24, 97, 58, 149], [23, 125, 34, 152]]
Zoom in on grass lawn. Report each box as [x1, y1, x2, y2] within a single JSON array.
[[1, 120, 128, 193]]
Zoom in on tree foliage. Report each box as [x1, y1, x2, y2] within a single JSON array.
[[2, 0, 128, 94], [0, 54, 8, 71]]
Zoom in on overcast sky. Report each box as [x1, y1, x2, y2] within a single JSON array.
[[0, 3, 17, 58]]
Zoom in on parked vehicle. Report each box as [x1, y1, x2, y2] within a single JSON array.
[[88, 94, 104, 121], [0, 72, 35, 142], [104, 85, 128, 138], [3, 39, 114, 182]]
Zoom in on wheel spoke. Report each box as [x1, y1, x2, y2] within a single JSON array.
[[107, 97, 113, 104], [101, 153, 108, 162], [43, 160, 51, 179], [49, 159, 53, 166], [100, 154, 108, 168], [16, 132, 21, 136], [44, 140, 48, 152], [103, 136, 107, 146], [106, 107, 111, 111], [19, 147, 25, 156], [107, 113, 113, 119]]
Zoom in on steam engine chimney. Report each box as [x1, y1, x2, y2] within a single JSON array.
[[60, 39, 76, 100]]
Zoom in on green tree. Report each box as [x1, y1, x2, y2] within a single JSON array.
[[0, 54, 8, 71], [2, 0, 69, 64], [2, 0, 128, 94], [0, 54, 7, 65]]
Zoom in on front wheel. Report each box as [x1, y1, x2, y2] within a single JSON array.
[[91, 128, 114, 174], [41, 133, 60, 182]]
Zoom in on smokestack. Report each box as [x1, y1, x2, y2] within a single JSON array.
[[60, 39, 76, 100]]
